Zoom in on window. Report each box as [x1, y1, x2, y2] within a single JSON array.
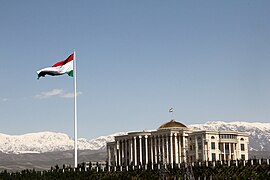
[[211, 142, 215, 150], [241, 154, 245, 160], [219, 134, 237, 139], [240, 138, 244, 141], [211, 136, 215, 139], [225, 143, 229, 150], [241, 144, 245, 151], [198, 142, 202, 150], [212, 153, 216, 161], [219, 143, 222, 150]]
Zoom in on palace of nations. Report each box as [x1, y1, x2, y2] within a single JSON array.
[[107, 119, 249, 167]]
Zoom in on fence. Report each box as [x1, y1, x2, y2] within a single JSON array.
[[74, 159, 270, 172]]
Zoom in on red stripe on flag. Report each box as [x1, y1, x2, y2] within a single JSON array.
[[52, 53, 74, 67]]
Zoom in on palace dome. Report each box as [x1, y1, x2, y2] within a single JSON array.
[[158, 119, 187, 129]]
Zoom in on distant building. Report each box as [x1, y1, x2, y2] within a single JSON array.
[[107, 119, 249, 167]]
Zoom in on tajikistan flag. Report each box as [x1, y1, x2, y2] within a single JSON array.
[[37, 53, 74, 79]]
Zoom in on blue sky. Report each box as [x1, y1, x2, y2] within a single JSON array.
[[0, 1, 269, 139]]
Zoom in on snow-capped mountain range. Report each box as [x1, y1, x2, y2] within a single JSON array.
[[0, 132, 126, 154], [1, 121, 270, 154]]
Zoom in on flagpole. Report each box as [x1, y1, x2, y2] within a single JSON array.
[[73, 50, 78, 168]]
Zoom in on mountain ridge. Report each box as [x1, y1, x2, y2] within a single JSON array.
[[1, 121, 270, 154], [0, 131, 126, 154]]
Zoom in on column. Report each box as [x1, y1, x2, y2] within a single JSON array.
[[118, 141, 121, 166], [162, 135, 165, 164], [130, 138, 133, 165], [125, 139, 128, 165], [233, 143, 236, 160], [145, 135, 148, 165], [114, 145, 118, 166], [207, 141, 210, 161], [154, 136, 158, 163], [108, 146, 111, 166], [236, 143, 239, 160], [150, 137, 154, 164], [134, 137, 137, 166], [209, 139, 212, 161], [202, 137, 205, 161], [183, 135, 186, 162], [178, 135, 182, 163], [174, 133, 179, 164], [166, 135, 169, 164], [139, 136, 142, 166], [232, 143, 236, 160], [195, 135, 198, 161], [223, 143, 226, 161], [158, 136, 161, 163], [239, 142, 241, 159], [228, 143, 231, 161], [121, 141, 125, 166], [170, 134, 173, 164]]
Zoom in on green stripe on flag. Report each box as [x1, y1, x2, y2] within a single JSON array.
[[66, 70, 73, 77]]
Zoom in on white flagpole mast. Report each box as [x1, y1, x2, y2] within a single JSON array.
[[73, 50, 78, 168]]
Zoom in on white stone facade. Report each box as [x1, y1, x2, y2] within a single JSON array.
[[188, 131, 249, 162], [107, 120, 249, 167]]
